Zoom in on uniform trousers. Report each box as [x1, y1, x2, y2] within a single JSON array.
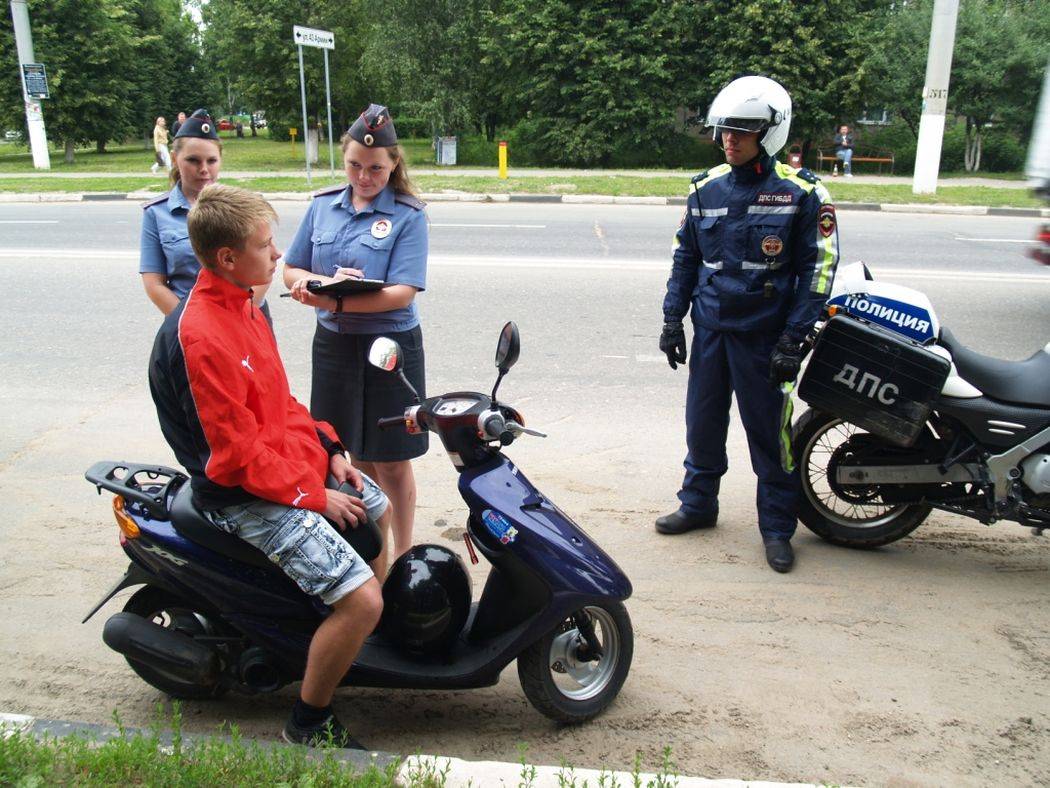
[[679, 325, 799, 539]]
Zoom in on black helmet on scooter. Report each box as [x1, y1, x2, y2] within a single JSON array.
[[381, 545, 472, 654]]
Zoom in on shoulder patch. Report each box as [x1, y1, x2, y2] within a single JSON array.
[[394, 192, 425, 211], [312, 184, 346, 198], [796, 167, 820, 184], [142, 192, 169, 210]]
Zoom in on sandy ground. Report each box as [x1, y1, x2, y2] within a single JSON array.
[[1, 387, 1047, 787], [0, 258, 1047, 786]]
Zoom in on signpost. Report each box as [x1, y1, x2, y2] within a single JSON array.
[[293, 25, 337, 185], [9, 1, 49, 170]]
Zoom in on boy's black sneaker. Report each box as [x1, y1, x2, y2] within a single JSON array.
[[282, 712, 364, 749]]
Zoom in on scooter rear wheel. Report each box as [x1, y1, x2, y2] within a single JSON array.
[[517, 602, 632, 723], [122, 586, 229, 700]]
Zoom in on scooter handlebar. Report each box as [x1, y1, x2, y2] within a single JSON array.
[[377, 416, 407, 430]]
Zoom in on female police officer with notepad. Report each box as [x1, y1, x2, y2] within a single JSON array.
[[284, 104, 428, 578]]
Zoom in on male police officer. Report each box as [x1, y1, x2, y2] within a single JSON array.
[[657, 76, 839, 573]]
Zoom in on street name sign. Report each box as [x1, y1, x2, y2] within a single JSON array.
[[293, 26, 334, 50]]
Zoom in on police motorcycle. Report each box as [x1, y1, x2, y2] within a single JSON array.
[[792, 262, 1050, 547], [82, 322, 633, 724]]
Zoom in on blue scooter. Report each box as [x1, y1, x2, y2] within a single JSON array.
[[83, 322, 633, 723]]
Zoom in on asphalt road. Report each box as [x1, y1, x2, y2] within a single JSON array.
[[0, 201, 1048, 782]]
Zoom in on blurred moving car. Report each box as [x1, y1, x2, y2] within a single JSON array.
[[1026, 59, 1049, 265]]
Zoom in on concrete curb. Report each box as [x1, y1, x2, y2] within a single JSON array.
[[0, 190, 1046, 216], [1, 712, 820, 787]]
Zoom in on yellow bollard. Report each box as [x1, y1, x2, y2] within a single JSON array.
[[290, 127, 298, 153], [498, 140, 508, 180]]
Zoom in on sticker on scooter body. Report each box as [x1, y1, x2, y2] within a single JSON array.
[[482, 509, 518, 544]]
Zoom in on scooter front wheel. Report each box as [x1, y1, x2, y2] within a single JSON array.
[[517, 602, 632, 723]]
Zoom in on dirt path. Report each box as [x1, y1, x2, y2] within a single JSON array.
[[1, 393, 1047, 786]]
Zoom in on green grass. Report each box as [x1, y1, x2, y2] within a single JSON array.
[[0, 159, 1040, 207], [0, 711, 404, 787], [0, 706, 684, 787], [0, 134, 451, 173]]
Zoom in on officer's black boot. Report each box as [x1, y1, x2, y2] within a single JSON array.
[[763, 538, 795, 573], [655, 508, 718, 535]]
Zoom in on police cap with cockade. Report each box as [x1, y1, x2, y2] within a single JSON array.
[[174, 108, 220, 141], [347, 104, 397, 147]]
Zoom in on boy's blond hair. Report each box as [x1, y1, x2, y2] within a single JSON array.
[[187, 184, 277, 268]]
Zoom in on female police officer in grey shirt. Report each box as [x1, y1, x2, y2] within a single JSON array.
[[284, 104, 428, 579]]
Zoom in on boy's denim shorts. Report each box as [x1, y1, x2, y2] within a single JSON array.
[[208, 474, 388, 606]]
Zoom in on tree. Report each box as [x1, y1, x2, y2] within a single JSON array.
[[201, 0, 377, 137], [364, 0, 502, 139], [483, 0, 685, 166], [0, 0, 210, 161], [865, 0, 1050, 171], [124, 0, 216, 142], [675, 0, 880, 160]]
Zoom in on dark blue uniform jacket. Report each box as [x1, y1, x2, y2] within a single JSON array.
[[663, 154, 839, 343]]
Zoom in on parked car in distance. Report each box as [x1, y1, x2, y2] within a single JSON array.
[[3, 130, 21, 141], [217, 118, 234, 131]]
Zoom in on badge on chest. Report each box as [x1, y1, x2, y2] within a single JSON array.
[[371, 219, 392, 239]]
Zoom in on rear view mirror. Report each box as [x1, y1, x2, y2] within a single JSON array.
[[368, 337, 402, 373], [494, 321, 520, 373]]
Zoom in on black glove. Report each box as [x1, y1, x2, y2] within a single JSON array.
[[659, 321, 687, 370], [769, 335, 803, 384]]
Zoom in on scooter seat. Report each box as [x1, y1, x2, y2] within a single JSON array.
[[169, 484, 274, 569], [940, 327, 1050, 408]]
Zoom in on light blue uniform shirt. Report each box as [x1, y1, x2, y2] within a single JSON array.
[[284, 184, 428, 334], [139, 183, 199, 299]]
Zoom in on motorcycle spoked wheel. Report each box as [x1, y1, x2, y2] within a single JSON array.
[[122, 586, 230, 700], [793, 409, 931, 548], [517, 602, 632, 723]]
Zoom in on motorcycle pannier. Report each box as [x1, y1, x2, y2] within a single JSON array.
[[798, 315, 950, 447]]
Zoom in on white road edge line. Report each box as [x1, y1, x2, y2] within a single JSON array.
[[0, 249, 1046, 284], [0, 220, 59, 224], [954, 236, 1033, 243]]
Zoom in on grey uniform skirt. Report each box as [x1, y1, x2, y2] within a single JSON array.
[[310, 323, 429, 462]]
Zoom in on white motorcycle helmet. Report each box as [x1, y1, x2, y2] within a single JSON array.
[[706, 75, 792, 157]]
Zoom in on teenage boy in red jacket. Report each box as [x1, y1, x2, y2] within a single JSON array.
[[148, 184, 386, 747]]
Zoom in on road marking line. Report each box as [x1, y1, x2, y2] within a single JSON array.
[[431, 223, 546, 229], [0, 220, 58, 224], [0, 249, 1046, 284], [954, 236, 1032, 243]]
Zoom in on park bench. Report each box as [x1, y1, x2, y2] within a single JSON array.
[[815, 144, 895, 174]]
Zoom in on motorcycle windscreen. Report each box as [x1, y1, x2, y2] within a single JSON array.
[[799, 315, 950, 447]]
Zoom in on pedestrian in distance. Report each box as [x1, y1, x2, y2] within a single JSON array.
[[148, 183, 387, 747], [139, 108, 272, 320], [284, 104, 429, 581], [657, 75, 840, 573], [150, 116, 170, 175], [834, 124, 854, 177], [171, 110, 186, 137]]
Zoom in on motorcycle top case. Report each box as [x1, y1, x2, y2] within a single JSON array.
[[798, 314, 950, 447]]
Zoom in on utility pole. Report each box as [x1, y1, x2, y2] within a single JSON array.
[[912, 0, 959, 195], [9, 0, 50, 170]]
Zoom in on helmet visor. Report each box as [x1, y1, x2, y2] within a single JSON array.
[[709, 115, 770, 134]]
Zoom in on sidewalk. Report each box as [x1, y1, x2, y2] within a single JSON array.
[[1, 188, 1045, 217], [0, 169, 1031, 188]]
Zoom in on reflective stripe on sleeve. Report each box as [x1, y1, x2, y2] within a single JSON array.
[[701, 207, 728, 217], [747, 205, 799, 215]]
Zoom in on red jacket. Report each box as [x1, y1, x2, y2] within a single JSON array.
[[149, 268, 342, 512]]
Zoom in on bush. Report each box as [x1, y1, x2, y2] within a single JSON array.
[[394, 117, 431, 138]]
